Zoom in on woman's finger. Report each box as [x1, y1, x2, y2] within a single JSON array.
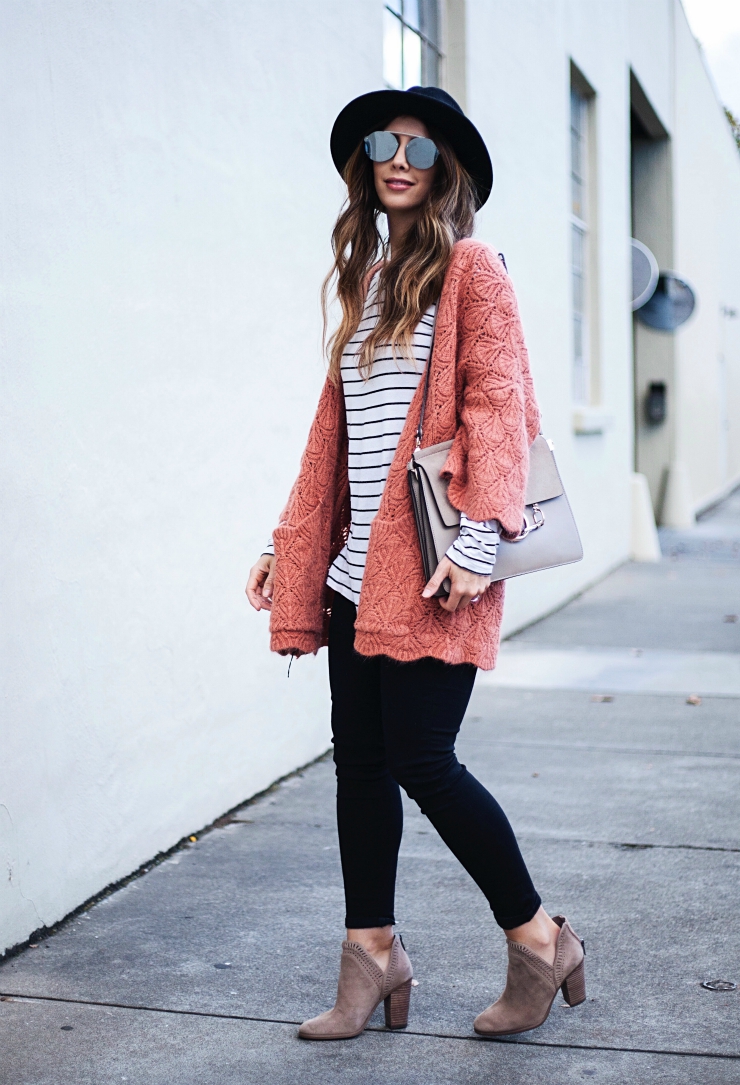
[[422, 564, 447, 598], [260, 574, 274, 610], [246, 565, 268, 610], [441, 583, 465, 612], [247, 581, 265, 610]]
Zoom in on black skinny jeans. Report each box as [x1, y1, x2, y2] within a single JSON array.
[[329, 591, 541, 931]]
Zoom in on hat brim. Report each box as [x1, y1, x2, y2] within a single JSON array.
[[330, 89, 493, 210]]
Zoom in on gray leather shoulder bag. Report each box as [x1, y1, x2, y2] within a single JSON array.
[[407, 309, 583, 597]]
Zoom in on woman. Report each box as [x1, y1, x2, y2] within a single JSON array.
[[246, 86, 585, 1041]]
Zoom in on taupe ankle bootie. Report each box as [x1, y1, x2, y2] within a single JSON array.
[[474, 915, 585, 1037], [298, 935, 413, 1040]]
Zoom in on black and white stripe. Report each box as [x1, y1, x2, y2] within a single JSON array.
[[265, 271, 500, 599], [327, 273, 435, 605], [447, 513, 501, 575]]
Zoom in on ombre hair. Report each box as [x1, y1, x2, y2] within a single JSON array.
[[322, 128, 478, 383]]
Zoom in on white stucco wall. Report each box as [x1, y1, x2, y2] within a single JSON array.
[[672, 3, 740, 507], [467, 0, 634, 634], [0, 0, 380, 953]]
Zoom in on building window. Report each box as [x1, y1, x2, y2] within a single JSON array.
[[384, 1, 442, 89], [570, 83, 590, 405]]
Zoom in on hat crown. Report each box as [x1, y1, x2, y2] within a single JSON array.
[[404, 85, 464, 116]]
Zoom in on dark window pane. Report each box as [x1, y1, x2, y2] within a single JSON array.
[[422, 38, 439, 86], [570, 87, 586, 218], [572, 176, 583, 218], [419, 0, 439, 47], [571, 222, 589, 403]]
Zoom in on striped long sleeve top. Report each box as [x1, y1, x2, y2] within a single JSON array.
[[266, 271, 499, 605]]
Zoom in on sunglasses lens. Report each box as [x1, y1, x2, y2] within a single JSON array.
[[364, 131, 399, 163], [406, 137, 439, 169]]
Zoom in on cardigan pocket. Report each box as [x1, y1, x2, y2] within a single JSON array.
[[354, 512, 422, 637], [272, 502, 332, 634]]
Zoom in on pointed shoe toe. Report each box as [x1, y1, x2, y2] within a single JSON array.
[[298, 1010, 338, 1040], [474, 915, 585, 1037], [298, 935, 413, 1041]]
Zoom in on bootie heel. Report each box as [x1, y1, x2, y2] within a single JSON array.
[[561, 957, 586, 1006], [474, 915, 586, 1037], [298, 935, 413, 1040], [384, 978, 412, 1029]]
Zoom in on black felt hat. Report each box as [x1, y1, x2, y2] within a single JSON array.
[[330, 86, 493, 209]]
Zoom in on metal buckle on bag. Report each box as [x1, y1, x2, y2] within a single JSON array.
[[510, 503, 545, 542]]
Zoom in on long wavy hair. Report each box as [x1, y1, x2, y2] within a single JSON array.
[[322, 127, 478, 383]]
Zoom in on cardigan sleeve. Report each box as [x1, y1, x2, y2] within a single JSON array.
[[273, 376, 345, 529], [268, 375, 348, 657], [443, 244, 540, 534]]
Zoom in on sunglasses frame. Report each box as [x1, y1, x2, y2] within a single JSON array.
[[363, 130, 440, 170]]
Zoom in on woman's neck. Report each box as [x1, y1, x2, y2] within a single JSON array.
[[386, 208, 419, 251]]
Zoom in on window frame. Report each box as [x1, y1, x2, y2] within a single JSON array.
[[569, 63, 599, 411], [383, 1, 443, 90], [570, 84, 590, 406]]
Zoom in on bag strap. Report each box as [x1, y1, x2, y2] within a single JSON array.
[[415, 302, 440, 449]]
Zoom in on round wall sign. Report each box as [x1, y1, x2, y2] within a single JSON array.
[[631, 239, 659, 311], [637, 273, 696, 331]]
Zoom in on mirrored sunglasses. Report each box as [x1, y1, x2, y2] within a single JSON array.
[[363, 130, 439, 170]]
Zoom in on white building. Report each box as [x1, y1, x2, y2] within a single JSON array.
[[2, 0, 739, 954]]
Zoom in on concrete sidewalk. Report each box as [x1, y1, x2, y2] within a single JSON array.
[[2, 493, 739, 1083]]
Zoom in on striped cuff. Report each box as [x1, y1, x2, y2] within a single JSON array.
[[263, 536, 275, 556], [446, 513, 500, 576]]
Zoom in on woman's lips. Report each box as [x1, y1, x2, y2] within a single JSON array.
[[385, 178, 413, 190]]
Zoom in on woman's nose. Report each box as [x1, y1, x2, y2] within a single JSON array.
[[391, 142, 409, 168]]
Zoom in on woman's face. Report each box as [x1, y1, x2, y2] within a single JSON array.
[[372, 115, 438, 214]]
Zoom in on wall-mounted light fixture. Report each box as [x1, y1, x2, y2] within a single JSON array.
[[645, 381, 667, 425]]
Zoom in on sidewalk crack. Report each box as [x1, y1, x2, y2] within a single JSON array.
[[1, 991, 738, 1061]]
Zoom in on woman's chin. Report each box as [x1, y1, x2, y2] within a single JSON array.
[[379, 194, 424, 214]]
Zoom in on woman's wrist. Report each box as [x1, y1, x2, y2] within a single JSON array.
[[446, 544, 494, 577], [445, 514, 500, 577]]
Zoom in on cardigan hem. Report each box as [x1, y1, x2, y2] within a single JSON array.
[[270, 630, 322, 656], [353, 630, 499, 671]]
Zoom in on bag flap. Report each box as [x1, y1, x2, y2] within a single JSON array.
[[412, 439, 454, 465], [412, 435, 563, 520], [525, 435, 564, 504], [412, 441, 459, 529]]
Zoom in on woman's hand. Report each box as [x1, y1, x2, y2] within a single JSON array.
[[246, 554, 275, 611], [422, 556, 491, 613], [246, 555, 307, 658]]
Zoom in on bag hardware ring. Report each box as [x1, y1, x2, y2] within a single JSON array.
[[509, 503, 545, 543]]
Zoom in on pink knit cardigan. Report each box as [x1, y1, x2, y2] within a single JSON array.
[[269, 239, 540, 670]]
